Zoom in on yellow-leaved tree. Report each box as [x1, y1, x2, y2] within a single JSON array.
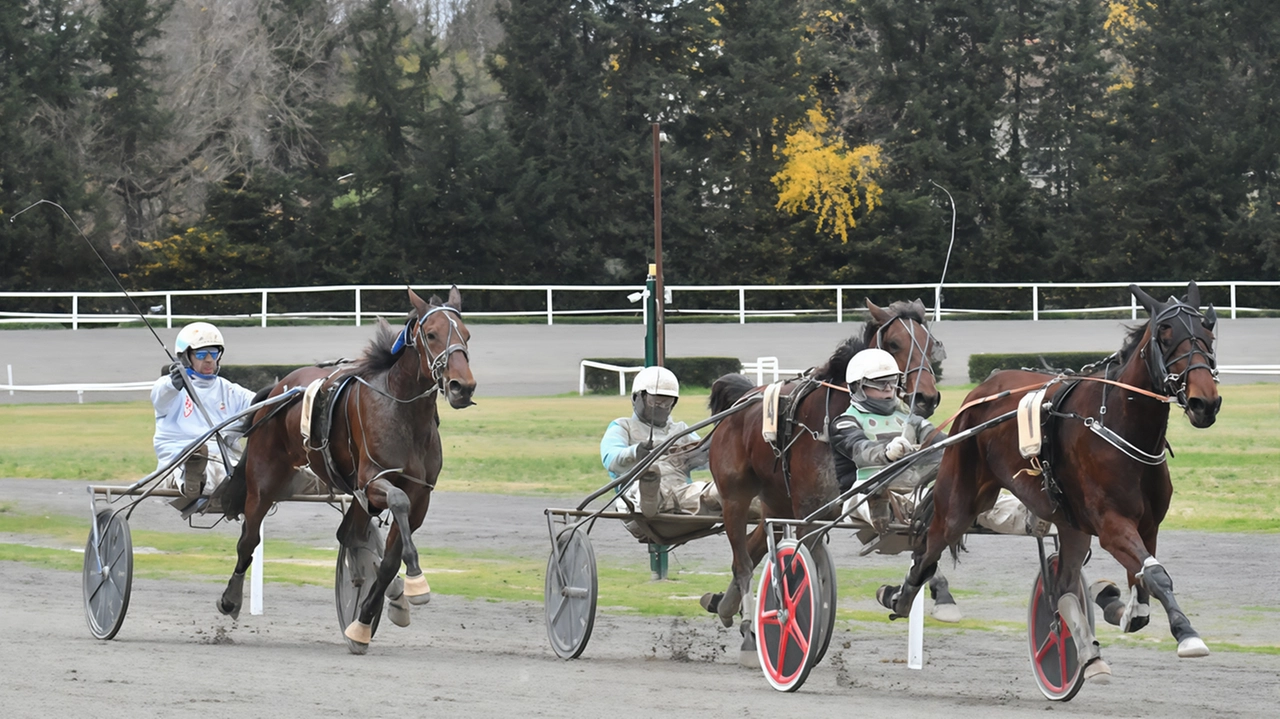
[[772, 104, 884, 243]]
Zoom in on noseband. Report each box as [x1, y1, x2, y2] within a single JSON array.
[[409, 305, 470, 391], [1141, 302, 1218, 407]]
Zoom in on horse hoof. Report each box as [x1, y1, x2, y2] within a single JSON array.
[[216, 599, 240, 621], [404, 573, 432, 606], [386, 596, 411, 628], [1084, 657, 1112, 683], [699, 592, 722, 614], [1177, 636, 1210, 658], [344, 621, 372, 654], [931, 601, 962, 623]]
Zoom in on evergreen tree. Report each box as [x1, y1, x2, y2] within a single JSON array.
[[0, 0, 101, 292]]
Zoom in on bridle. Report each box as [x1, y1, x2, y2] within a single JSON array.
[[409, 305, 470, 392], [1141, 301, 1218, 408], [872, 315, 946, 406]]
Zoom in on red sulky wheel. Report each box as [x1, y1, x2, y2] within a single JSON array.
[[755, 539, 819, 692], [1027, 553, 1094, 701]]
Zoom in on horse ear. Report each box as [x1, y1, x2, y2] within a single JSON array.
[[408, 288, 429, 316], [911, 298, 928, 318], [448, 284, 463, 311], [1184, 281, 1201, 309], [1203, 304, 1218, 330], [865, 298, 891, 324], [1129, 284, 1162, 315]]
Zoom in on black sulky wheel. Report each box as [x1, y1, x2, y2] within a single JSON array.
[[544, 527, 597, 659], [808, 537, 838, 669], [755, 539, 819, 692], [82, 509, 133, 640], [335, 520, 385, 651], [1027, 553, 1094, 702]]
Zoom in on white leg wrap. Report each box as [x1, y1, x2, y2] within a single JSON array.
[[403, 572, 432, 605], [1135, 555, 1162, 579], [1057, 593, 1099, 663], [1119, 588, 1150, 632]]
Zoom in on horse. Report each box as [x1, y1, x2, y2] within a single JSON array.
[[704, 298, 946, 628], [214, 287, 476, 652], [877, 281, 1221, 681]]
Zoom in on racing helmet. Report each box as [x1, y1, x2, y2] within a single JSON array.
[[846, 348, 901, 386], [631, 365, 679, 398], [175, 322, 225, 359]]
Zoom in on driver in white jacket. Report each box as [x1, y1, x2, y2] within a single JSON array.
[[151, 322, 255, 505]]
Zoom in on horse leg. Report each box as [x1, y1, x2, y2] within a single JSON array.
[[715, 506, 766, 628], [1052, 528, 1111, 682], [217, 453, 278, 619], [1097, 521, 1208, 658], [1089, 575, 1152, 633], [343, 479, 423, 647]]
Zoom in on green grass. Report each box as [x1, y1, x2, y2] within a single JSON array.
[[3, 384, 1277, 527]]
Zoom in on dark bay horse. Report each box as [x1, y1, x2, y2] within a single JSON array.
[[705, 299, 945, 627], [878, 282, 1220, 680], [215, 287, 476, 651]]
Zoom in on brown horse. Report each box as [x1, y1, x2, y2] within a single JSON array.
[[878, 282, 1220, 680], [705, 299, 945, 627], [214, 287, 476, 652]]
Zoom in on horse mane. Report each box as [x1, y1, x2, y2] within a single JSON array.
[[814, 301, 926, 382], [1117, 323, 1149, 364], [349, 318, 403, 377]]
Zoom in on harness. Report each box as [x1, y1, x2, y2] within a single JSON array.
[[304, 304, 470, 499]]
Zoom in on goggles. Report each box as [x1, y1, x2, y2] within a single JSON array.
[[192, 348, 222, 361], [645, 394, 676, 409], [859, 377, 899, 393]]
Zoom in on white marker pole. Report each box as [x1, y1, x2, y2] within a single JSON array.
[[250, 519, 265, 615], [908, 589, 925, 669]]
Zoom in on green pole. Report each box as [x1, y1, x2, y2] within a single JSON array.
[[644, 265, 657, 367], [642, 263, 669, 579]]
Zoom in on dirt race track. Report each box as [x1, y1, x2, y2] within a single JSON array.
[[3, 480, 1279, 718]]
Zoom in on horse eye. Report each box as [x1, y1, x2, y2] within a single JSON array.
[[427, 332, 437, 341]]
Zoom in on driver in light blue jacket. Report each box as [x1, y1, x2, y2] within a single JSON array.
[[151, 322, 255, 504]]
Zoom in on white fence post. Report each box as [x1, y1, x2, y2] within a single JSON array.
[[355, 288, 362, 327], [1032, 285, 1039, 321], [165, 293, 172, 329], [260, 291, 268, 327], [72, 294, 79, 330], [836, 288, 843, 324], [739, 288, 746, 325], [6, 365, 12, 396], [546, 288, 554, 326], [1230, 283, 1237, 320], [1131, 295, 1138, 321], [908, 587, 924, 669], [933, 285, 942, 322]]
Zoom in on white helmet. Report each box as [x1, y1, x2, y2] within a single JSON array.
[[846, 348, 901, 385], [175, 322, 225, 355], [632, 365, 679, 398]]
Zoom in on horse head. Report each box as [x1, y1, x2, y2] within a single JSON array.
[[866, 298, 944, 418], [1130, 282, 1220, 428], [408, 286, 477, 409]]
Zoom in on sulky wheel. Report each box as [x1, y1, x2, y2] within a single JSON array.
[[808, 537, 838, 669], [82, 509, 133, 640], [755, 539, 819, 692], [335, 519, 385, 652], [1027, 552, 1094, 702], [544, 527, 597, 659]]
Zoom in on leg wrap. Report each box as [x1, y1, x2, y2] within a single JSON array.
[[403, 572, 431, 605], [1057, 593, 1100, 663]]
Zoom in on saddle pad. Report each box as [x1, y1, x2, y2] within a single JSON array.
[[299, 377, 326, 444], [1017, 388, 1048, 459], [761, 381, 784, 444]]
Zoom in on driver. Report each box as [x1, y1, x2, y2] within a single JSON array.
[[832, 347, 1048, 536], [601, 366, 718, 519], [151, 322, 256, 507]]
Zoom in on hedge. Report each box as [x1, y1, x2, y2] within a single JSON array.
[[582, 357, 742, 394], [217, 365, 305, 391], [968, 352, 1112, 383]]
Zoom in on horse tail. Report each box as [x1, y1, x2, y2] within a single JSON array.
[[709, 373, 755, 415], [909, 490, 966, 565]]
